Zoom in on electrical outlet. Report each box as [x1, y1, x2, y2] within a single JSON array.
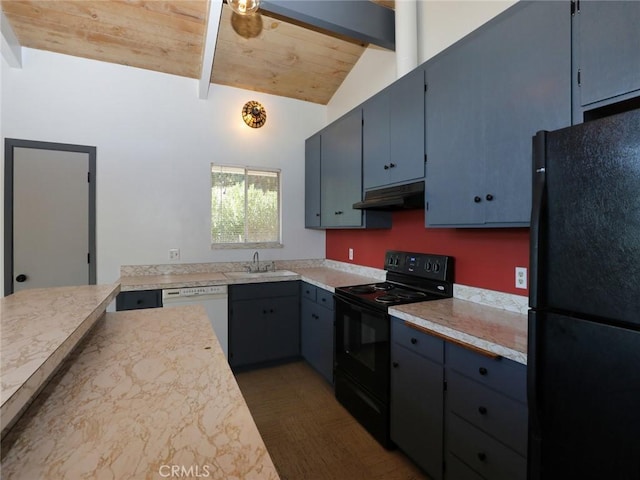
[[515, 267, 527, 289], [169, 248, 180, 261], [348, 248, 354, 260]]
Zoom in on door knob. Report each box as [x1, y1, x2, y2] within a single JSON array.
[[16, 274, 28, 283]]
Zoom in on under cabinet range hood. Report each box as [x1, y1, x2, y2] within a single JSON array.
[[353, 181, 425, 210]]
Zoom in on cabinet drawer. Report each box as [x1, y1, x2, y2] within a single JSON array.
[[448, 370, 527, 456], [116, 290, 162, 311], [316, 288, 334, 311], [446, 343, 526, 402], [391, 318, 444, 363], [230, 281, 299, 300], [447, 414, 526, 480], [301, 282, 317, 302], [446, 453, 485, 480]]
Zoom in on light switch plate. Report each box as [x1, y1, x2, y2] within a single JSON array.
[[169, 248, 180, 261], [348, 248, 354, 260]]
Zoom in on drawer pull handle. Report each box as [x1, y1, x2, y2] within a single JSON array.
[[410, 338, 418, 345], [479, 367, 488, 376], [478, 406, 488, 415], [477, 452, 487, 462], [392, 362, 399, 368]]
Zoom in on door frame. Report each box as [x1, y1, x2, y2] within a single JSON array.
[[4, 139, 97, 295]]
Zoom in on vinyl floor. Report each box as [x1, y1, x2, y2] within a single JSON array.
[[235, 361, 431, 480]]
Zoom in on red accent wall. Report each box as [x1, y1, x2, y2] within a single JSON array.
[[325, 210, 530, 295]]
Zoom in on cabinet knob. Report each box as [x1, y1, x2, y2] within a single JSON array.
[[270, 309, 275, 314], [477, 452, 487, 462], [479, 366, 488, 376], [389, 162, 396, 168], [392, 361, 399, 368], [136, 299, 143, 305], [474, 196, 482, 203], [335, 211, 343, 215], [384, 164, 389, 170], [478, 406, 488, 415], [486, 194, 494, 201], [315, 213, 320, 217], [410, 337, 418, 345], [263, 309, 267, 314]]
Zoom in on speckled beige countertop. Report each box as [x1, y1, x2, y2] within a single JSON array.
[[119, 261, 527, 364], [0, 284, 120, 435], [390, 298, 528, 365], [1, 305, 279, 480], [119, 265, 384, 293]]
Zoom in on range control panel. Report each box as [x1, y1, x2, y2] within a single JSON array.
[[385, 250, 454, 282]]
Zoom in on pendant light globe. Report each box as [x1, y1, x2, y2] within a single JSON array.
[[228, 0, 260, 16]]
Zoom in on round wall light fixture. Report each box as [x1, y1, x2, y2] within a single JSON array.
[[242, 101, 267, 128], [228, 0, 261, 16]]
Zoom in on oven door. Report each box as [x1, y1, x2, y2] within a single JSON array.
[[334, 296, 390, 401]]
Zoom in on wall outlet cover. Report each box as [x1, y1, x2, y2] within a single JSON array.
[[515, 266, 527, 289]]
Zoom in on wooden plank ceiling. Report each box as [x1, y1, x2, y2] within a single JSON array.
[[1, 0, 394, 105]]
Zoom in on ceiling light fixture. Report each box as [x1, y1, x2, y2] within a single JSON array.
[[242, 101, 267, 128], [228, 0, 261, 16]]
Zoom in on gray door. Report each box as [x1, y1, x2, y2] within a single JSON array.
[[4, 140, 96, 294]]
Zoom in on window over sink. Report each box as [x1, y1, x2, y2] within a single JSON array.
[[210, 165, 282, 249]]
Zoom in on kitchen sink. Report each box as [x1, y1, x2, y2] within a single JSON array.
[[223, 270, 299, 280]]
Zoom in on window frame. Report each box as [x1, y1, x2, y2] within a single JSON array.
[[210, 164, 283, 250]]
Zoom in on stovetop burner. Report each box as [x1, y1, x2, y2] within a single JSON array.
[[334, 251, 454, 310]]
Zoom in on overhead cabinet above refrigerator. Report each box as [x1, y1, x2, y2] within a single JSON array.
[[424, 1, 572, 228]]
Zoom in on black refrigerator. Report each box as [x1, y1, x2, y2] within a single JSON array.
[[528, 108, 640, 479]]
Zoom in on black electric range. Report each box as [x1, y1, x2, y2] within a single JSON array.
[[333, 250, 454, 448], [334, 250, 454, 309]]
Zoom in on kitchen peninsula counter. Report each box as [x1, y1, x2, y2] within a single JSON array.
[[390, 298, 528, 365], [1, 284, 120, 435], [1, 305, 279, 480]]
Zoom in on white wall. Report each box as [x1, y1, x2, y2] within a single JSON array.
[[1, 48, 327, 287], [327, 0, 516, 120]]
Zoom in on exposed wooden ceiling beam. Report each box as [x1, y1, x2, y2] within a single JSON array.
[[1, 11, 22, 67], [199, 0, 222, 99], [260, 0, 395, 51]]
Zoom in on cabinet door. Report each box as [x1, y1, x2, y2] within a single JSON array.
[[265, 296, 300, 360], [576, 1, 640, 108], [229, 300, 266, 367], [305, 134, 322, 228], [321, 109, 363, 227], [390, 343, 444, 480], [301, 298, 319, 365], [481, 1, 571, 225], [362, 91, 391, 190], [389, 67, 426, 186], [425, 36, 485, 226], [315, 305, 334, 383], [425, 1, 571, 227]]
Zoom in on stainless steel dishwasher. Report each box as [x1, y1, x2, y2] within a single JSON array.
[[162, 285, 228, 359]]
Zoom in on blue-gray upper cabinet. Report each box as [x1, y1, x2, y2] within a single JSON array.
[[363, 68, 426, 190], [305, 133, 322, 228], [573, 1, 640, 116], [425, 1, 572, 228], [320, 108, 391, 229]]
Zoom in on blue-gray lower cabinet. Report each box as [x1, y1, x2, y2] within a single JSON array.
[[228, 282, 300, 368], [389, 319, 528, 480], [116, 289, 162, 311], [573, 0, 640, 116], [300, 282, 334, 383], [445, 343, 527, 480], [425, 0, 571, 227], [390, 318, 444, 480]]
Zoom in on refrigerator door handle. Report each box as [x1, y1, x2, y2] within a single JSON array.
[[529, 131, 547, 308]]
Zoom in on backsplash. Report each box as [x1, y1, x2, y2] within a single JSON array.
[[325, 210, 530, 296]]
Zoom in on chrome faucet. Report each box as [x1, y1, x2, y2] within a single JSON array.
[[252, 251, 259, 272]]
